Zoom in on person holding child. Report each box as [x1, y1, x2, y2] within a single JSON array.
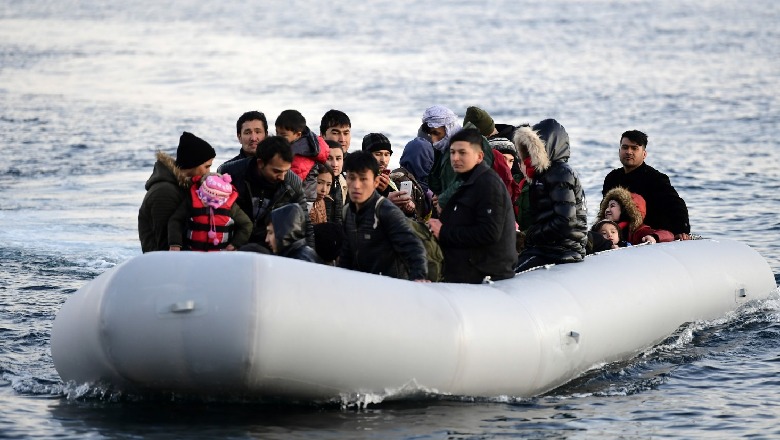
[[139, 131, 217, 253], [167, 172, 252, 251], [596, 186, 675, 245]]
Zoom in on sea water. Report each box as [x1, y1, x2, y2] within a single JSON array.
[[2, 0, 780, 438]]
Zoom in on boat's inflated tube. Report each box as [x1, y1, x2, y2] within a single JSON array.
[[51, 239, 777, 398]]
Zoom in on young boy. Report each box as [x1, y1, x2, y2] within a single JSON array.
[[338, 151, 428, 282], [274, 110, 330, 204], [265, 204, 322, 263], [592, 219, 630, 249], [325, 139, 347, 206]]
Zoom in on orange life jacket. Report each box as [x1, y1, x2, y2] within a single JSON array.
[[186, 185, 239, 251]]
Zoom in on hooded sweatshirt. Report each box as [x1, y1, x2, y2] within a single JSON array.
[[269, 204, 322, 263], [513, 119, 587, 262]]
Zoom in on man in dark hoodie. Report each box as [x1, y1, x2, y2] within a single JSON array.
[[265, 204, 322, 263], [513, 119, 588, 272], [138, 132, 216, 253]]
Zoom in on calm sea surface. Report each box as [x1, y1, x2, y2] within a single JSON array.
[[2, 1, 780, 438]]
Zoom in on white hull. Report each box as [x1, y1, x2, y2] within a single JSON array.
[[51, 239, 776, 399]]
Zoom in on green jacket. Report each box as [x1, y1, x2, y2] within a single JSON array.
[[138, 152, 190, 253]]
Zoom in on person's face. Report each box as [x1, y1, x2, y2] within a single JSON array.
[[346, 169, 379, 208], [327, 147, 344, 175], [428, 126, 446, 143], [371, 150, 392, 171], [265, 223, 277, 253], [182, 158, 214, 178], [619, 137, 647, 172], [599, 223, 620, 245], [502, 153, 515, 168], [324, 125, 351, 151], [450, 141, 484, 173], [275, 126, 302, 144], [237, 120, 267, 155], [604, 199, 622, 222], [257, 154, 292, 184], [316, 172, 333, 201]]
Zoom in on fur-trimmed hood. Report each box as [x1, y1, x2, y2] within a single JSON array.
[[145, 151, 191, 190], [513, 122, 553, 174], [596, 186, 643, 232]]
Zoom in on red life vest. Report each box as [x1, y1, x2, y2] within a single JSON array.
[[186, 184, 239, 252]]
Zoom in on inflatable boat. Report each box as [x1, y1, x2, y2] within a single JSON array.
[[51, 239, 777, 400]]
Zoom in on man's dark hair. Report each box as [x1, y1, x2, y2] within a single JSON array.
[[621, 130, 648, 147], [275, 110, 307, 133], [449, 128, 484, 150], [343, 151, 379, 178], [256, 136, 293, 164], [236, 111, 268, 136], [314, 162, 335, 180], [324, 139, 342, 153], [319, 109, 351, 135]]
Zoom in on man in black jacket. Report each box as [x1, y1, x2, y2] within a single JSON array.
[[427, 129, 517, 283], [220, 136, 313, 250], [339, 151, 428, 282], [217, 111, 268, 173], [602, 130, 691, 240]]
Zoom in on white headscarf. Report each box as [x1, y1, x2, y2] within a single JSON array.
[[422, 105, 461, 151]]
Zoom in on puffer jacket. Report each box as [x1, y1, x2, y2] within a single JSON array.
[[138, 151, 191, 253], [219, 156, 313, 247], [596, 186, 675, 245], [291, 127, 330, 203], [513, 119, 587, 262], [269, 204, 322, 263], [339, 191, 427, 280], [438, 162, 517, 283]]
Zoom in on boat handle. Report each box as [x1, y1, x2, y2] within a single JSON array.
[[170, 300, 196, 313]]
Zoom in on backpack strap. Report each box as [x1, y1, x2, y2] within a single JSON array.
[[373, 196, 386, 229]]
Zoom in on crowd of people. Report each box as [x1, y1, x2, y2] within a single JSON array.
[[138, 106, 692, 284]]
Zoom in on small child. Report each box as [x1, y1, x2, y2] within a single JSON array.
[[309, 163, 339, 225], [265, 204, 322, 263], [592, 219, 631, 249], [168, 173, 252, 251]]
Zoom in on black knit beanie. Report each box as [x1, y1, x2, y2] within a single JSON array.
[[175, 131, 216, 169]]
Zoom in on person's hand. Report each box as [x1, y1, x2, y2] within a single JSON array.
[[169, 245, 181, 251], [432, 194, 442, 215], [224, 244, 236, 251], [641, 235, 657, 244], [675, 233, 691, 241], [427, 218, 442, 239], [389, 190, 415, 214], [413, 279, 431, 283], [377, 173, 390, 191]]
